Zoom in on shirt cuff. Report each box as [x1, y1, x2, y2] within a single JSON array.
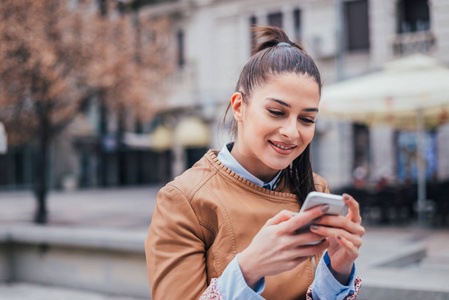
[[216, 254, 266, 299], [311, 251, 357, 300]]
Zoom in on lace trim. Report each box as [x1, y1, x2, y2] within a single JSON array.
[[306, 276, 362, 300], [201, 276, 362, 300], [199, 278, 224, 300]]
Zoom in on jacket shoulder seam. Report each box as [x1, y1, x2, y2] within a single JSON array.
[[202, 184, 237, 274], [165, 184, 207, 242], [175, 167, 220, 203]]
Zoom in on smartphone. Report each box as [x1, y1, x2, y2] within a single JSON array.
[[299, 191, 347, 215], [295, 191, 347, 236]]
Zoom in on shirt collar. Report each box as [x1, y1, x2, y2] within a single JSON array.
[[217, 142, 281, 190]]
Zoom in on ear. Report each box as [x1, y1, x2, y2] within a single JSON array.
[[231, 92, 245, 122]]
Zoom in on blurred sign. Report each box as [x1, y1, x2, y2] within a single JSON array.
[[397, 131, 437, 181], [102, 133, 117, 153], [0, 122, 7, 154], [124, 132, 151, 149]]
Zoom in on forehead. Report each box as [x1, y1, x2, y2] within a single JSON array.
[[251, 73, 321, 106]]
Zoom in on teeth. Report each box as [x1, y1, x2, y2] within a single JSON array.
[[273, 143, 294, 150]]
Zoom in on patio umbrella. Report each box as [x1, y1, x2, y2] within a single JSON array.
[[319, 54, 449, 224]]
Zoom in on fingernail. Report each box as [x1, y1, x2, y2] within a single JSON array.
[[310, 225, 320, 230], [321, 205, 329, 213], [337, 235, 342, 240], [343, 194, 350, 201]]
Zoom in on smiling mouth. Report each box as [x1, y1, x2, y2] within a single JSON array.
[[269, 141, 297, 150]]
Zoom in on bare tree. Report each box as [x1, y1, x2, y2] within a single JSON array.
[[0, 0, 172, 223]]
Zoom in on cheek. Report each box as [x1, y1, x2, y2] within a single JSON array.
[[297, 126, 315, 145], [246, 113, 273, 137], [303, 127, 315, 143], [256, 121, 278, 141]]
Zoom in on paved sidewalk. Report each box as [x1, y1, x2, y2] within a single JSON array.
[[0, 283, 145, 300], [1, 187, 449, 299], [0, 186, 162, 231], [357, 226, 449, 295]]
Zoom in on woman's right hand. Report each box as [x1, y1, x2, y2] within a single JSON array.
[[238, 206, 330, 289]]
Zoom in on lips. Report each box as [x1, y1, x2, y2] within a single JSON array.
[[269, 140, 297, 154]]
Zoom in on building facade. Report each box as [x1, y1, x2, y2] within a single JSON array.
[[1, 0, 448, 191], [143, 0, 449, 189]]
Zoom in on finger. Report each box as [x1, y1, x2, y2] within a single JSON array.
[[287, 232, 327, 247], [276, 239, 329, 271], [342, 194, 362, 224], [336, 235, 360, 257], [279, 205, 329, 234], [313, 215, 365, 236], [310, 225, 363, 248], [295, 238, 329, 254], [285, 238, 329, 261], [265, 209, 296, 227]]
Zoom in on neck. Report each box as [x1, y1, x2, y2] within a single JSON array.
[[230, 142, 278, 182]]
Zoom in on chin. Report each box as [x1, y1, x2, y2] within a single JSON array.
[[266, 151, 302, 168], [263, 159, 291, 172]]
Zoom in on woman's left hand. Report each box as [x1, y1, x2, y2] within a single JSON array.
[[309, 193, 365, 284]]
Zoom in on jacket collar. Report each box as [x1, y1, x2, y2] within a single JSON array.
[[216, 142, 282, 191]]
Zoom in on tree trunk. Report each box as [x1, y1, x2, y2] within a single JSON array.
[[117, 109, 126, 186], [34, 112, 50, 224], [99, 94, 108, 187]]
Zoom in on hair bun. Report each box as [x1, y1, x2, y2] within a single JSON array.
[[252, 26, 304, 55]]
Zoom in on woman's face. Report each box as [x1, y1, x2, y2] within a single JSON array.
[[231, 72, 320, 182]]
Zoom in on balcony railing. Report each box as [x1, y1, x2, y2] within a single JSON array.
[[392, 30, 436, 56]]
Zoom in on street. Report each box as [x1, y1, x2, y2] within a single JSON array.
[[1, 186, 449, 299]]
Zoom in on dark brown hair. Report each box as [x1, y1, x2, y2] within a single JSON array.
[[225, 26, 322, 204]]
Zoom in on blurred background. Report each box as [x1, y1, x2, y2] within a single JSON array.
[[0, 0, 448, 299]]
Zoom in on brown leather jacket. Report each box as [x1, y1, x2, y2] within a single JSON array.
[[145, 150, 330, 300]]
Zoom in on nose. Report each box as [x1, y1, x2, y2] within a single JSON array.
[[279, 117, 299, 140]]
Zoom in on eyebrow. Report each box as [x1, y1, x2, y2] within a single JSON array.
[[266, 97, 319, 112]]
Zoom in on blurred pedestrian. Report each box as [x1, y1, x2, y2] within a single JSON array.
[[145, 26, 364, 300], [352, 166, 367, 189]]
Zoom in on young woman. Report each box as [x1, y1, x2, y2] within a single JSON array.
[[145, 26, 364, 300]]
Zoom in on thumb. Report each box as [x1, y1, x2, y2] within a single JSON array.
[[265, 210, 296, 227]]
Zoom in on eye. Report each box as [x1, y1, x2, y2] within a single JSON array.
[[268, 109, 285, 117], [300, 118, 315, 124]]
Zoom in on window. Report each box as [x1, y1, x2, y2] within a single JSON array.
[[293, 9, 302, 43], [250, 15, 257, 27], [177, 30, 185, 68], [135, 120, 143, 134], [98, 0, 108, 16], [250, 16, 257, 52], [353, 124, 370, 173], [267, 12, 283, 28], [344, 0, 370, 51], [397, 0, 430, 33]]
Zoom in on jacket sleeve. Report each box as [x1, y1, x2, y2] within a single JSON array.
[[145, 185, 208, 300], [313, 173, 330, 194]]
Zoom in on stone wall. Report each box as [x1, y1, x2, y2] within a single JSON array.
[[0, 226, 150, 298]]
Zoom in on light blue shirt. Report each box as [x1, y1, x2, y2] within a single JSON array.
[[217, 143, 282, 191], [216, 142, 357, 299]]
